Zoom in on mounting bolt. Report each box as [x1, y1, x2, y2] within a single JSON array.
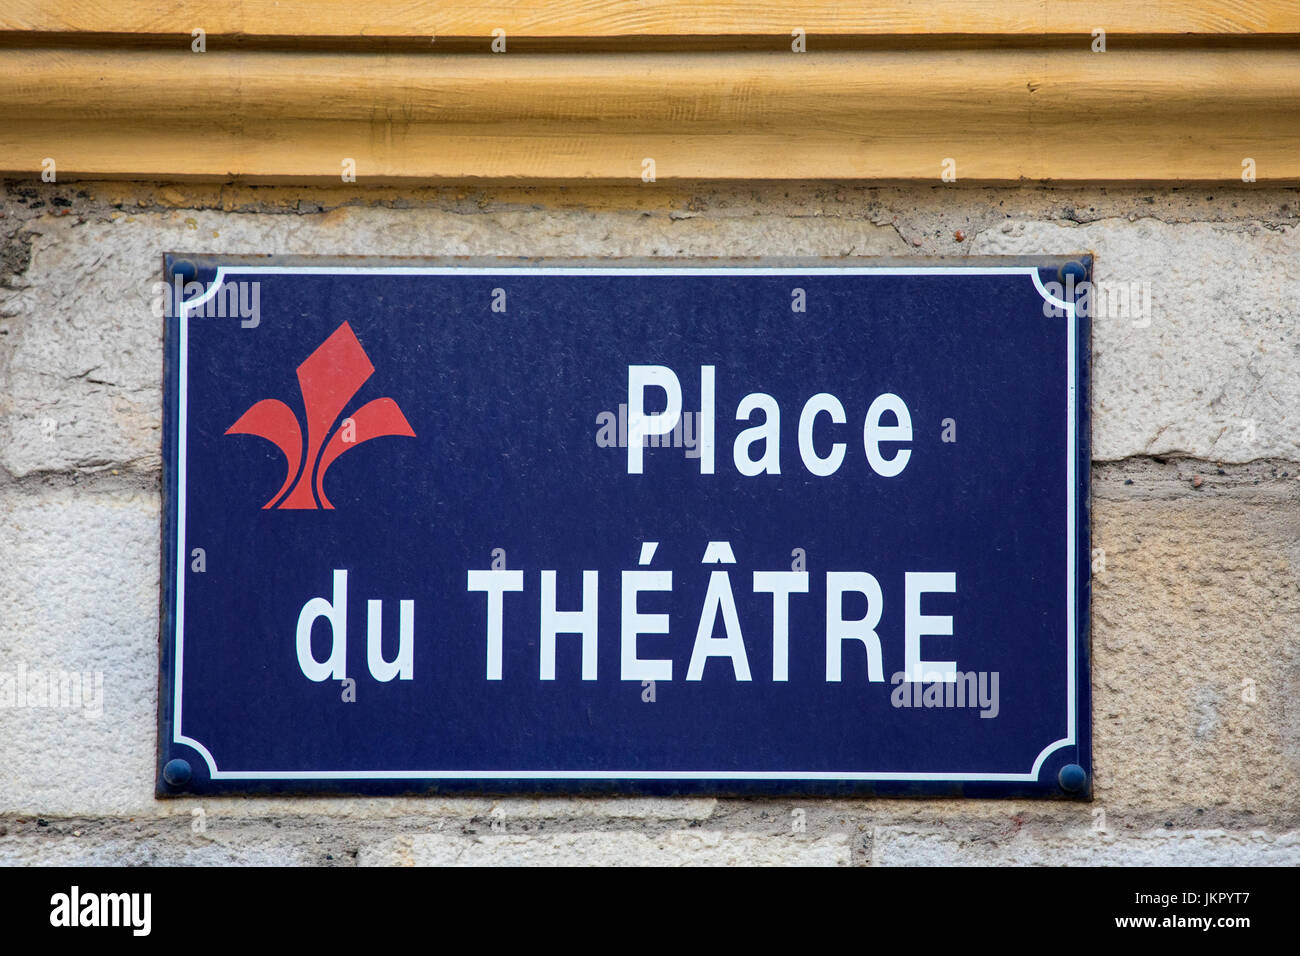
[[1058, 763, 1087, 793], [1058, 260, 1088, 285], [162, 758, 193, 788], [172, 259, 198, 285]]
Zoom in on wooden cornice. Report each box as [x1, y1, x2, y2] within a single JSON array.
[[2, 4, 1297, 183]]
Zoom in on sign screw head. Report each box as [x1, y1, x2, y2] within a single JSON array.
[[1058, 763, 1087, 793], [162, 758, 193, 787], [1058, 260, 1088, 285], [172, 259, 198, 284]]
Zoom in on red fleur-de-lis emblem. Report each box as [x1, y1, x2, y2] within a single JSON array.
[[226, 322, 415, 509]]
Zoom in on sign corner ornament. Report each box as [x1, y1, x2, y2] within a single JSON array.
[[158, 255, 1093, 798]]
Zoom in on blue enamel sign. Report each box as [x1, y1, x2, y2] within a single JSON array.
[[159, 257, 1091, 797]]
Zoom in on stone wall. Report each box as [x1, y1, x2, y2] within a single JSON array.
[[2, 181, 1297, 865]]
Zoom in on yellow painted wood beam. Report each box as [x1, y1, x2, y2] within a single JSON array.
[[4, 1, 1300, 41], [2, 49, 1297, 182]]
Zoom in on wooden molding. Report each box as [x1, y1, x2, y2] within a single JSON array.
[[2, 48, 1297, 183], [3, 1, 1298, 184], [5, 1, 1300, 41]]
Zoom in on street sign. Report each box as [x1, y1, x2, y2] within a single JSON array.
[[159, 256, 1091, 797]]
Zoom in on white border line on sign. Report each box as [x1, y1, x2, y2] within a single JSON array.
[[174, 265, 1078, 783]]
